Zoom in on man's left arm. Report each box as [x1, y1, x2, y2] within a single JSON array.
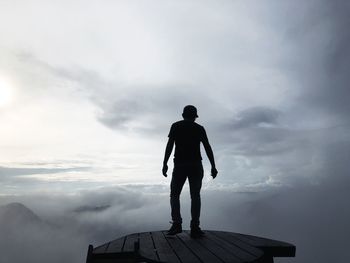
[[201, 128, 218, 178]]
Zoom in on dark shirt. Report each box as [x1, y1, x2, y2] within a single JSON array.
[[168, 120, 208, 164]]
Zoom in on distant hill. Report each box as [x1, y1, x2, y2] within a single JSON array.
[[0, 202, 42, 226], [0, 202, 86, 263]]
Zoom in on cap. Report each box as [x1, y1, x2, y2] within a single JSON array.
[[182, 105, 198, 118]]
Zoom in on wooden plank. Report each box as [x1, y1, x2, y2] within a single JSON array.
[[211, 231, 264, 258], [235, 233, 291, 247], [152, 231, 181, 263], [177, 232, 222, 263], [231, 233, 295, 257], [105, 236, 125, 253], [192, 232, 242, 263], [93, 242, 110, 254], [139, 232, 159, 261], [163, 231, 202, 263], [122, 233, 139, 252]]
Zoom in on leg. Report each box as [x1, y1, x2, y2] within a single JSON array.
[[170, 166, 187, 224], [188, 164, 204, 228]]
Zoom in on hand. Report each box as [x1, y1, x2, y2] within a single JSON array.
[[211, 167, 218, 179], [162, 164, 168, 177]]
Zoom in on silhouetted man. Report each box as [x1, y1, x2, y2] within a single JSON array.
[[163, 105, 218, 238]]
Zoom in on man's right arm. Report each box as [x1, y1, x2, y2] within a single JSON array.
[[162, 137, 175, 177]]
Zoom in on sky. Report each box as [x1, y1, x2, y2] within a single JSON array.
[[0, 1, 350, 263]]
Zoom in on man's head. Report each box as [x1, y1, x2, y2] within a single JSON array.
[[182, 105, 198, 121]]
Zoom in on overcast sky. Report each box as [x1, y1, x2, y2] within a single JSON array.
[[0, 1, 350, 262]]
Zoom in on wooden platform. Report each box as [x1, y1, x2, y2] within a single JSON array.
[[86, 230, 296, 263]]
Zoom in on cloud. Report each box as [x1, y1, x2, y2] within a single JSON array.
[[0, 202, 86, 263], [220, 106, 291, 156], [1, 0, 348, 192], [0, 165, 91, 190], [230, 107, 281, 129], [1, 173, 349, 263], [273, 1, 350, 124], [0, 186, 254, 263], [233, 154, 350, 263], [9, 51, 207, 134], [1, 1, 350, 262], [0, 185, 171, 263], [1, 0, 289, 135], [0, 166, 89, 177]]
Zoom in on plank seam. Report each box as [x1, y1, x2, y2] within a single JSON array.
[[233, 234, 296, 257], [185, 232, 237, 263], [211, 232, 260, 258], [121, 236, 127, 252], [205, 232, 250, 261], [104, 242, 111, 253], [225, 233, 265, 257], [138, 233, 140, 249], [176, 234, 206, 263], [161, 231, 183, 263], [150, 232, 161, 262]]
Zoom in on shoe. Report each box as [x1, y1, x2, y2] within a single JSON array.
[[190, 226, 205, 238], [167, 222, 182, 235]]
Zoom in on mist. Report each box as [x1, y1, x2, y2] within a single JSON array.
[[1, 1, 350, 262], [1, 163, 350, 263]]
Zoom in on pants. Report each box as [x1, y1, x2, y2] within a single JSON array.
[[170, 162, 204, 227]]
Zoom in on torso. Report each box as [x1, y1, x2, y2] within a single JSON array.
[[169, 120, 206, 164]]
